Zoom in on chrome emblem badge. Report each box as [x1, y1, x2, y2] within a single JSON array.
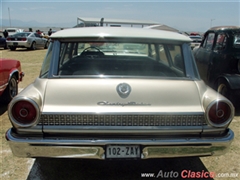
[[116, 83, 131, 98]]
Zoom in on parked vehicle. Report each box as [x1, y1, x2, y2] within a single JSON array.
[[0, 58, 24, 103], [189, 35, 202, 49], [6, 27, 234, 160], [190, 32, 201, 36], [0, 34, 8, 49], [5, 28, 24, 36], [193, 26, 240, 107], [6, 32, 49, 51]]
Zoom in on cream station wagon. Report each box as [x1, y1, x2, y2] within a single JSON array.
[[6, 27, 235, 159]]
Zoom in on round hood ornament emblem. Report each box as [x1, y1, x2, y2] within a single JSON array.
[[116, 83, 131, 98]]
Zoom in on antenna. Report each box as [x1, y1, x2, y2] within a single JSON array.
[[8, 7, 12, 27]]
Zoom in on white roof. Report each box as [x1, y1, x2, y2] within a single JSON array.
[[145, 24, 179, 33], [77, 17, 160, 26], [51, 27, 191, 42]]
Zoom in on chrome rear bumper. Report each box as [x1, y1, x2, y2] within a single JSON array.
[[6, 129, 234, 159]]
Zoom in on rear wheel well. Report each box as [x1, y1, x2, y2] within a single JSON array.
[[214, 77, 230, 90], [12, 71, 19, 83]]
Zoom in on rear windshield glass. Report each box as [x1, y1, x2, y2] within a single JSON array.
[[55, 41, 186, 78], [11, 32, 30, 37], [7, 29, 17, 32]]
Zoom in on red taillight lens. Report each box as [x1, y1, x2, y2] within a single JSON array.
[[7, 38, 11, 41], [207, 101, 232, 127], [11, 100, 37, 124], [21, 38, 27, 41]]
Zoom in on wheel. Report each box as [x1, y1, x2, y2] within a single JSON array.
[[217, 79, 230, 99], [4, 43, 8, 49], [44, 41, 49, 49], [9, 46, 16, 51], [31, 42, 36, 50], [217, 78, 240, 109], [1, 75, 18, 103]]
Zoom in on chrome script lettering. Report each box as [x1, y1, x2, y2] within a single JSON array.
[[97, 101, 151, 106]]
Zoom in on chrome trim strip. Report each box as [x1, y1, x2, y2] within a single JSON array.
[[42, 127, 203, 134], [41, 112, 205, 115], [0, 83, 8, 91], [6, 128, 234, 159], [182, 43, 201, 79]]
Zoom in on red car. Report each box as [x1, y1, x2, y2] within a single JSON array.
[[0, 59, 24, 103]]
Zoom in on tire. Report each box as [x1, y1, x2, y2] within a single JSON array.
[[31, 42, 36, 50], [9, 46, 16, 51], [4, 43, 8, 49], [217, 79, 231, 99], [1, 75, 18, 104], [44, 41, 49, 49]]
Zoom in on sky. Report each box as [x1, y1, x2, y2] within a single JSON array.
[[0, 0, 239, 32]]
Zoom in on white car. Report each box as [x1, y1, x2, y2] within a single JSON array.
[[189, 35, 202, 49], [5, 28, 24, 36], [6, 27, 234, 159]]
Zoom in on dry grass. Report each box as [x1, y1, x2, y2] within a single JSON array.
[[200, 119, 240, 180]]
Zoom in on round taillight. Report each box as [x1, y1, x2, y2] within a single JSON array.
[[207, 101, 233, 127], [11, 100, 38, 126]]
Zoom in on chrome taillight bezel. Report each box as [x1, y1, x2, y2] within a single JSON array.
[[8, 96, 40, 128], [205, 99, 234, 128]]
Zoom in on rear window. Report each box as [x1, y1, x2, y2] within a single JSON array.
[[7, 29, 17, 32], [56, 41, 186, 78], [11, 32, 30, 37]]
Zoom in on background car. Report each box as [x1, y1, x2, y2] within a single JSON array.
[[6, 32, 49, 50], [193, 26, 240, 108], [189, 35, 202, 49], [0, 58, 24, 103], [5, 28, 24, 36], [190, 32, 201, 36], [0, 33, 8, 49], [6, 27, 234, 160]]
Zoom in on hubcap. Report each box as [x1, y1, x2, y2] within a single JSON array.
[[9, 78, 17, 98], [33, 43, 36, 49]]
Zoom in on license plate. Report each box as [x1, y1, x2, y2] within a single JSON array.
[[13, 42, 18, 46], [106, 145, 140, 158]]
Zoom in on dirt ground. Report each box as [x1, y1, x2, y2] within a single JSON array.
[[0, 48, 239, 180]]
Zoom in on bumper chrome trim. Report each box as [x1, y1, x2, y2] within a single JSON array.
[[6, 129, 234, 159]]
